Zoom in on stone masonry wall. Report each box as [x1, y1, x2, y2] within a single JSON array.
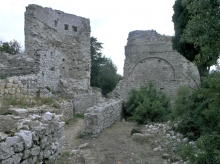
[[0, 111, 65, 164], [72, 91, 98, 114], [0, 52, 38, 78], [83, 99, 122, 134], [0, 76, 51, 102], [113, 30, 200, 101], [25, 4, 91, 92]]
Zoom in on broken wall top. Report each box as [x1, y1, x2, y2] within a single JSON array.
[[25, 4, 90, 37], [116, 30, 200, 100]]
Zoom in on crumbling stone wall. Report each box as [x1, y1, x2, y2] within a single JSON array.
[[25, 4, 91, 92], [0, 111, 65, 164], [0, 52, 38, 78], [0, 4, 96, 114], [113, 30, 200, 101], [83, 99, 122, 134], [0, 76, 51, 102]]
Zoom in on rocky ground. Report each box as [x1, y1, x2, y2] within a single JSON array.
[[55, 118, 190, 164]]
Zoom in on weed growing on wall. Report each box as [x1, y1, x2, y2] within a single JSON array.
[[0, 95, 55, 112], [122, 81, 171, 124]]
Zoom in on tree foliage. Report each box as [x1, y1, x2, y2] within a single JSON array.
[[173, 72, 220, 140], [90, 37, 122, 95], [181, 0, 220, 67], [172, 0, 220, 76], [0, 40, 22, 55], [172, 0, 198, 62]]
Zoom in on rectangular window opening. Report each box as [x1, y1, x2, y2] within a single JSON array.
[[72, 26, 77, 32], [64, 24, 69, 30], [55, 20, 58, 27]]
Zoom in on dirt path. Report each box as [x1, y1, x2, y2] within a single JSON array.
[[55, 117, 176, 164]]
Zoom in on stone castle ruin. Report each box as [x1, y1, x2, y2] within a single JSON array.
[[0, 4, 200, 163], [113, 30, 200, 101]]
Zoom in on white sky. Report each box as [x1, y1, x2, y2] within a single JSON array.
[[0, 0, 176, 75]]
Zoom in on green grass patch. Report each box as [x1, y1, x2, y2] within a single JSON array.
[[74, 113, 84, 119]]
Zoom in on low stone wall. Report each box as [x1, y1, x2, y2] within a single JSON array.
[[73, 91, 98, 114], [59, 101, 74, 121], [0, 52, 38, 78], [83, 99, 122, 134], [0, 111, 65, 164], [0, 75, 52, 101]]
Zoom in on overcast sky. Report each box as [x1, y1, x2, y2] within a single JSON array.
[[0, 0, 176, 75]]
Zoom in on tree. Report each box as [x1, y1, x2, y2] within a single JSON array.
[[172, 0, 199, 62], [0, 40, 22, 55], [90, 37, 122, 95], [172, 0, 220, 76], [99, 58, 122, 95]]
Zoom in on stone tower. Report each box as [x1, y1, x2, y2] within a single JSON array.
[[25, 4, 91, 92]]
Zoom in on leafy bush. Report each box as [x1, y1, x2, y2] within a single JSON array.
[[122, 82, 171, 124], [74, 113, 84, 119], [178, 132, 220, 164], [171, 86, 194, 119], [173, 72, 220, 140]]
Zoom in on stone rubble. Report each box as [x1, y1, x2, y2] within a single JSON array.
[[0, 111, 65, 164], [134, 121, 193, 164]]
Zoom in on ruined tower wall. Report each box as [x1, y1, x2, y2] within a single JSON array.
[[0, 52, 38, 78], [114, 30, 200, 101], [25, 4, 91, 92]]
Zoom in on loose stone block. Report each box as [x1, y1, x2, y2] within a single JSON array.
[[5, 136, 22, 147], [6, 83, 13, 88], [0, 142, 14, 160], [0, 132, 8, 141], [13, 142, 24, 153], [31, 145, 40, 156], [15, 130, 33, 149]]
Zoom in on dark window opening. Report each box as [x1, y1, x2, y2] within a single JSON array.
[[63, 58, 65, 61], [64, 24, 69, 30], [72, 26, 77, 32], [55, 20, 58, 27]]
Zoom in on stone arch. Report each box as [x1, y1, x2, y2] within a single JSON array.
[[127, 57, 175, 88]]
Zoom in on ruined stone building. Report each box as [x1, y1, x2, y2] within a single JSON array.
[[0, 5, 202, 163], [0, 5, 122, 163], [0, 4, 98, 114], [113, 30, 200, 101]]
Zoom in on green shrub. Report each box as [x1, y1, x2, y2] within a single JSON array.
[[173, 72, 220, 140], [171, 86, 193, 119], [63, 151, 70, 157], [123, 82, 171, 124], [178, 132, 220, 164], [45, 86, 51, 92], [0, 75, 7, 79], [74, 113, 84, 119]]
